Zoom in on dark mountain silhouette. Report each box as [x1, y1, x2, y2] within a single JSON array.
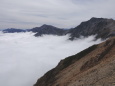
[[68, 17, 115, 40], [30, 24, 68, 36], [2, 17, 115, 40], [34, 37, 115, 86], [31, 17, 115, 40], [3, 28, 26, 33]]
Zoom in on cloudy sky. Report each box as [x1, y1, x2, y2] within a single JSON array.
[[0, 0, 115, 29]]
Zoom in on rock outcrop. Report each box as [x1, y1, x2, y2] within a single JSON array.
[[31, 17, 115, 40], [2, 17, 115, 40], [34, 37, 115, 86], [68, 17, 115, 40], [30, 24, 67, 36]]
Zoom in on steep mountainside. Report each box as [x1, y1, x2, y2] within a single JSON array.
[[34, 37, 115, 86], [30, 24, 67, 36], [68, 17, 115, 40]]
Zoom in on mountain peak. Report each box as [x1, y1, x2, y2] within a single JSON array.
[[39, 24, 60, 30], [31, 24, 66, 36], [41, 24, 52, 27], [90, 17, 98, 19], [68, 17, 115, 40], [89, 17, 105, 22], [30, 17, 115, 39]]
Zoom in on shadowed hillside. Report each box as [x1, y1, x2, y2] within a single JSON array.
[[68, 17, 115, 40], [30, 17, 115, 40], [34, 37, 115, 86]]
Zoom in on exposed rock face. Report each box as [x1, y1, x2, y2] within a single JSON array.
[[31, 17, 115, 40], [2, 18, 115, 40], [68, 17, 115, 40], [30, 24, 67, 36], [34, 37, 115, 86]]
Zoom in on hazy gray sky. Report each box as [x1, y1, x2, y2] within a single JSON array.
[[0, 0, 115, 29]]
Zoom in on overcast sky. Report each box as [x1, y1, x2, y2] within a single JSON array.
[[0, 0, 115, 29]]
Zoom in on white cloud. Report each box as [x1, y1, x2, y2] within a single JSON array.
[[0, 0, 115, 29], [0, 32, 102, 86]]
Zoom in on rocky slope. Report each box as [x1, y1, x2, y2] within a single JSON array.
[[2, 17, 115, 40], [31, 17, 115, 40], [34, 37, 115, 86], [68, 17, 115, 40]]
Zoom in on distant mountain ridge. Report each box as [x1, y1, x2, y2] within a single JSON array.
[[30, 17, 115, 40], [2, 17, 115, 40], [30, 24, 67, 36], [68, 17, 115, 40], [2, 28, 26, 33]]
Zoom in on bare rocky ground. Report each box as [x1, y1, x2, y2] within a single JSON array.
[[34, 37, 115, 86]]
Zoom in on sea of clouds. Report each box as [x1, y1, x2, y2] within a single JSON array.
[[0, 32, 102, 86]]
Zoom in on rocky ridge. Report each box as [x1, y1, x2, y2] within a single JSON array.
[[30, 17, 115, 40], [30, 24, 67, 36], [68, 17, 115, 40], [2, 17, 115, 40], [34, 37, 115, 86]]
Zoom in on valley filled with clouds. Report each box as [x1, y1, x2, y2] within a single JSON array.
[[0, 0, 114, 86], [0, 32, 102, 86]]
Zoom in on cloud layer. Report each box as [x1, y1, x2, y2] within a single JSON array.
[[0, 0, 115, 29], [0, 32, 102, 86]]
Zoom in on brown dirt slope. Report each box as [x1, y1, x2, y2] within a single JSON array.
[[34, 37, 115, 86]]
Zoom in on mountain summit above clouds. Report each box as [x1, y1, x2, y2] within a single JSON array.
[[30, 17, 115, 40], [30, 24, 67, 36], [29, 17, 115, 40], [2, 17, 115, 40], [33, 18, 115, 86], [68, 17, 115, 40]]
